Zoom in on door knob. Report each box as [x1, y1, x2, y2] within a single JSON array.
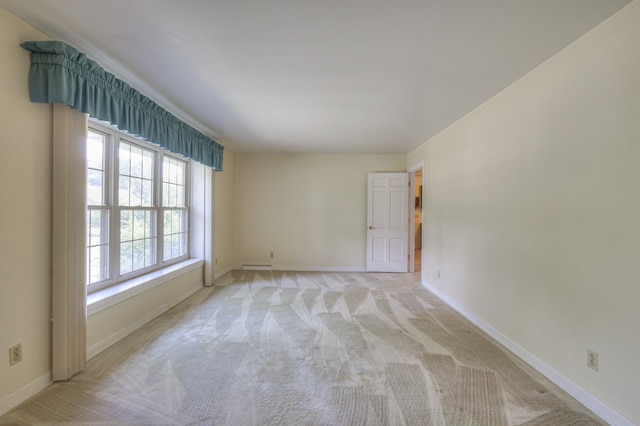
[[369, 226, 374, 229]]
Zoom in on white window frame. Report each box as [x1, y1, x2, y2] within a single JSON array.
[[87, 121, 190, 293]]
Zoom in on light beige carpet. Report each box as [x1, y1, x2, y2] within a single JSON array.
[[0, 271, 604, 425]]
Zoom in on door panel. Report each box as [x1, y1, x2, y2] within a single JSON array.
[[389, 238, 403, 262], [366, 172, 409, 272], [389, 190, 403, 229]]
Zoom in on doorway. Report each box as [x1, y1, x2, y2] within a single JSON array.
[[409, 165, 423, 274], [366, 173, 410, 272]]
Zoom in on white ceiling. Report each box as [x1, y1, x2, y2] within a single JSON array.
[[0, 0, 631, 154]]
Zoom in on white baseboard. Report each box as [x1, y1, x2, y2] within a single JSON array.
[[0, 372, 51, 416], [242, 264, 273, 271], [240, 265, 367, 273], [422, 281, 634, 426], [214, 264, 239, 280], [273, 266, 367, 272], [87, 282, 203, 360]]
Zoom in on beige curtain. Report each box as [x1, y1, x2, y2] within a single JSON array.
[[51, 104, 87, 381]]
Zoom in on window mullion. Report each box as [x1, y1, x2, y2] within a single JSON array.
[[110, 135, 120, 283], [184, 162, 190, 259], [157, 152, 163, 265]]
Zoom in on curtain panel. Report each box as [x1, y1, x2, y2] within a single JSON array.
[[21, 41, 223, 170]]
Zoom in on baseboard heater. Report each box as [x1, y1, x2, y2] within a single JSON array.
[[242, 264, 273, 271]]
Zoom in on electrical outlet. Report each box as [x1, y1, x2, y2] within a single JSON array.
[[587, 349, 598, 372], [438, 270, 441, 279], [9, 343, 22, 366]]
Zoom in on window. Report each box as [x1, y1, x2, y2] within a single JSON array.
[[87, 123, 190, 292]]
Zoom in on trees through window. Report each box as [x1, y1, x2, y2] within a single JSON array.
[[87, 123, 189, 292]]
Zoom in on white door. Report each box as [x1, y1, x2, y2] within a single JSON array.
[[366, 173, 409, 272]]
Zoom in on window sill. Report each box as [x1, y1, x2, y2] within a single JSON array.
[[87, 258, 204, 316]]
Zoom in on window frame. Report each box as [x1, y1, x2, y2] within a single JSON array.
[[87, 121, 191, 293]]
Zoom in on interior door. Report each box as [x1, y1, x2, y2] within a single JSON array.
[[366, 173, 409, 272]]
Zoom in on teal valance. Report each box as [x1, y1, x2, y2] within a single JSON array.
[[21, 41, 223, 170]]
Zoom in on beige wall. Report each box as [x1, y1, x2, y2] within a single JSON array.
[[214, 149, 237, 276], [408, 2, 640, 423], [0, 8, 51, 402], [234, 154, 406, 269], [87, 266, 202, 351]]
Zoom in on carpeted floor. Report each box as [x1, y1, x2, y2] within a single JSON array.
[[0, 270, 605, 425]]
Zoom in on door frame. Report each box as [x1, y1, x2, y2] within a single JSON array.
[[408, 161, 424, 273]]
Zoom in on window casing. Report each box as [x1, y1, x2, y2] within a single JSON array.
[[87, 122, 190, 293]]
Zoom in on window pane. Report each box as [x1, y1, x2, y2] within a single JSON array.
[[87, 208, 109, 285], [88, 247, 103, 284], [133, 210, 147, 237], [120, 210, 132, 241], [177, 186, 185, 207], [119, 144, 131, 175], [142, 179, 153, 206], [131, 177, 142, 205], [87, 132, 105, 170], [163, 209, 187, 261], [176, 161, 185, 185], [162, 156, 187, 208], [133, 239, 145, 271], [168, 184, 176, 207], [170, 162, 178, 184], [119, 141, 154, 207], [120, 241, 133, 275], [163, 235, 173, 261], [120, 209, 156, 275], [163, 161, 170, 185], [173, 235, 181, 257], [119, 176, 130, 206], [143, 150, 154, 179], [130, 145, 143, 177], [145, 238, 154, 267], [87, 131, 106, 206], [87, 169, 104, 205], [89, 210, 109, 247], [162, 184, 169, 208]]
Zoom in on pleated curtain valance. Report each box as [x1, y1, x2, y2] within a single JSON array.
[[21, 41, 223, 170]]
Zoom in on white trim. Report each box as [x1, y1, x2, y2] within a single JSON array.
[[0, 372, 51, 416], [87, 281, 203, 359], [214, 264, 240, 279], [224, 265, 368, 273], [242, 264, 273, 271], [204, 168, 215, 286], [272, 266, 367, 272], [422, 281, 635, 426], [407, 160, 425, 173], [88, 259, 203, 316], [408, 171, 415, 273], [190, 163, 215, 286], [407, 161, 425, 275]]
